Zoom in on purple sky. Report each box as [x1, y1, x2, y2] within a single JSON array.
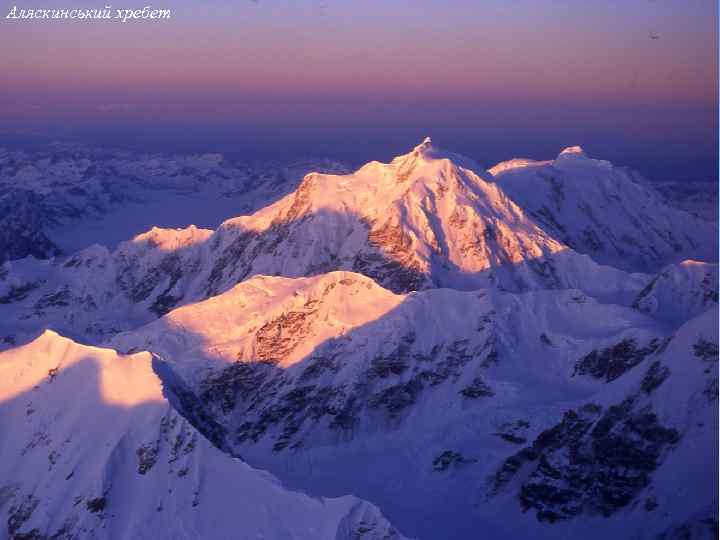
[[1, 0, 717, 179]]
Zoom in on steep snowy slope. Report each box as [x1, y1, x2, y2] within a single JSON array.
[[107, 271, 717, 539], [482, 307, 718, 539], [0, 140, 653, 344], [0, 330, 407, 540], [1, 138, 716, 540], [489, 146, 716, 272], [653, 178, 718, 222], [633, 260, 718, 327], [110, 271, 663, 389], [184, 138, 641, 297]]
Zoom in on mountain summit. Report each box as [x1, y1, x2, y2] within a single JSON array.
[[0, 140, 716, 540], [0, 141, 714, 345], [558, 145, 586, 156], [415, 136, 433, 151], [172, 138, 638, 299], [110, 270, 718, 540], [490, 146, 715, 271], [0, 330, 406, 539]]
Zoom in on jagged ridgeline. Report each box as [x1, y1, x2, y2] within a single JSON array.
[[1, 139, 715, 344], [0, 145, 351, 264], [0, 140, 717, 540], [104, 265, 717, 539], [0, 331, 407, 540]]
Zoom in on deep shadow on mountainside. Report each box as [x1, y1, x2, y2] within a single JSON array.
[[108, 272, 718, 540], [0, 333, 408, 540]]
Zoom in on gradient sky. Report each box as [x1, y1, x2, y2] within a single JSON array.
[[1, 0, 717, 179]]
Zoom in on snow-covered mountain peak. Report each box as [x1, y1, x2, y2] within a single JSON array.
[[0, 142, 658, 344], [0, 142, 716, 540], [393, 136, 436, 162], [487, 146, 591, 177], [491, 147, 716, 271], [129, 224, 213, 252], [107, 266, 717, 539], [381, 137, 486, 181], [0, 329, 163, 411], [414, 136, 433, 153], [112, 271, 405, 374], [488, 157, 549, 176], [554, 145, 615, 171], [558, 145, 586, 156], [0, 331, 410, 539], [632, 259, 718, 326]]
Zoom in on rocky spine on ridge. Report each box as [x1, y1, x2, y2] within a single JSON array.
[[0, 140, 665, 343]]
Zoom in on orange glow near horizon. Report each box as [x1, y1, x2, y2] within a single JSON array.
[[0, 0, 715, 180]]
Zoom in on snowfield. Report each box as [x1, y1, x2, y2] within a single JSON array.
[[0, 139, 716, 539], [0, 331, 408, 540]]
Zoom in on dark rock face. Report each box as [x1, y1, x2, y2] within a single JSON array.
[[367, 334, 415, 379], [494, 420, 530, 445], [135, 411, 200, 476], [491, 384, 680, 523], [700, 272, 720, 304], [693, 337, 719, 401], [171, 392, 226, 453], [85, 497, 107, 513], [640, 361, 670, 394], [255, 304, 321, 363], [148, 255, 185, 316], [114, 252, 187, 317], [196, 335, 495, 452], [199, 361, 278, 414], [34, 288, 71, 311], [460, 377, 495, 399], [205, 230, 255, 298], [136, 444, 159, 475], [0, 190, 62, 264], [4, 486, 105, 539], [694, 338, 719, 362], [573, 338, 662, 382], [369, 378, 423, 416], [356, 217, 429, 294], [432, 450, 477, 471], [7, 494, 39, 537], [0, 282, 43, 305]]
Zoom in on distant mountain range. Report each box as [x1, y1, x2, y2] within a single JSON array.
[[0, 139, 716, 540], [0, 144, 349, 262]]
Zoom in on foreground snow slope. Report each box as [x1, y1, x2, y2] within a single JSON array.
[[110, 271, 717, 539], [489, 146, 716, 272], [0, 331, 407, 540]]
